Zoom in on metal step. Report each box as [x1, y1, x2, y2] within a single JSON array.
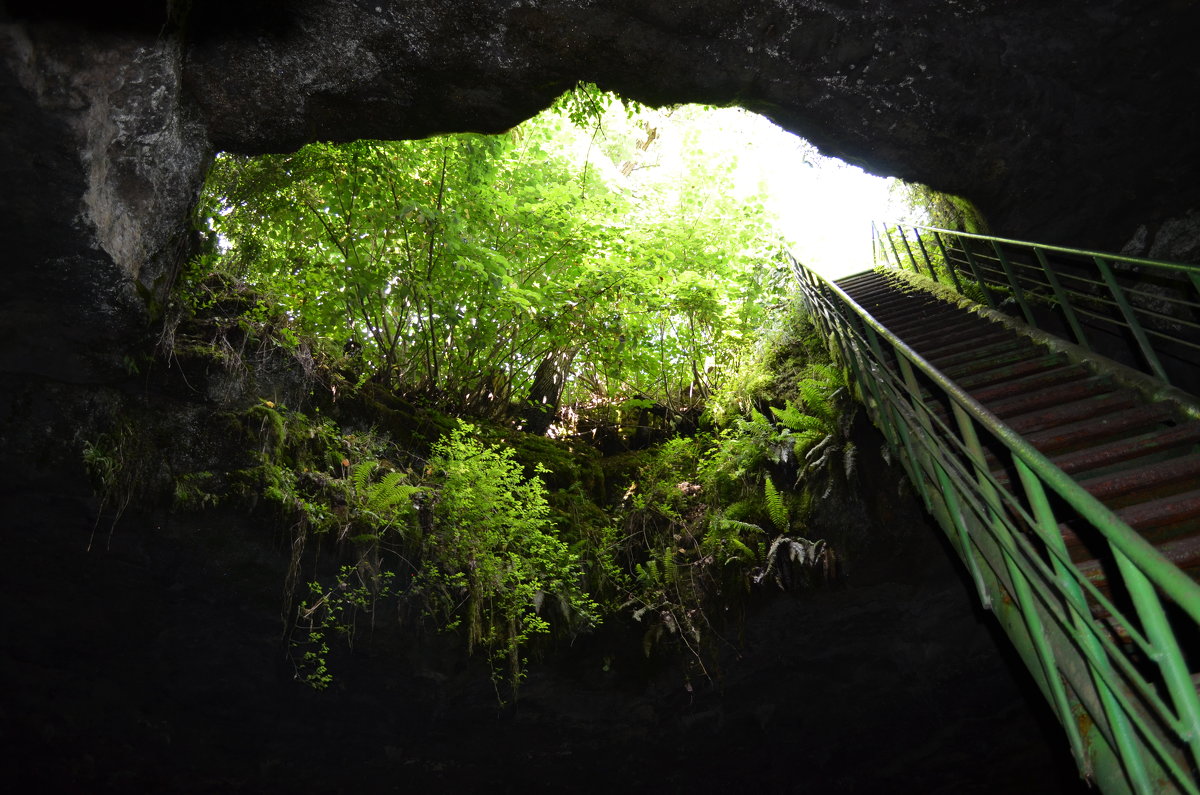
[[837, 269, 1200, 656]]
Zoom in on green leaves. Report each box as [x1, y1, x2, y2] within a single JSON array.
[[196, 89, 791, 428], [419, 421, 598, 695]]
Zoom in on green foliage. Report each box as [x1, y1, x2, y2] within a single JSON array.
[[81, 422, 156, 551], [763, 476, 788, 533], [756, 536, 838, 590], [891, 180, 989, 234], [417, 421, 598, 697], [173, 471, 221, 511], [194, 89, 791, 431], [160, 88, 861, 694], [292, 565, 398, 690]]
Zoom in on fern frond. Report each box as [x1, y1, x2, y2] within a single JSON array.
[[710, 517, 765, 538], [769, 400, 803, 429], [351, 460, 377, 493], [842, 441, 858, 482], [764, 476, 789, 533], [798, 379, 838, 426], [723, 536, 756, 564]]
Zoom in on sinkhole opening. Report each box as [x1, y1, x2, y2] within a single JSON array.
[[190, 85, 937, 431]]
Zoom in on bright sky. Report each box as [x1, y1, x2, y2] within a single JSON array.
[[609, 104, 918, 282], [711, 107, 917, 281]]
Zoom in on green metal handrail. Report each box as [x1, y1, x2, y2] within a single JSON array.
[[791, 254, 1200, 794], [873, 221, 1200, 396]]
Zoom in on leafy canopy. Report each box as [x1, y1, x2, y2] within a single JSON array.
[[195, 86, 792, 423]]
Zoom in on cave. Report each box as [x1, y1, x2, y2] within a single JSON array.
[[2, 2, 1197, 791]]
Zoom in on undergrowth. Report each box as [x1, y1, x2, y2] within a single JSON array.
[[83, 281, 858, 699]]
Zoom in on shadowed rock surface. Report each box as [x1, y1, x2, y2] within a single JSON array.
[[1, 489, 1088, 793]]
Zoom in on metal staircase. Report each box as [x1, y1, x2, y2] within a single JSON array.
[[791, 225, 1200, 794]]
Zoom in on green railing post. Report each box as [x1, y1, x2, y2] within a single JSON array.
[[1111, 549, 1200, 773], [899, 226, 934, 283], [885, 224, 911, 274], [1095, 256, 1172, 385], [1014, 458, 1154, 793], [932, 230, 965, 294], [992, 241, 1039, 327], [952, 406, 1093, 777], [913, 229, 943, 287], [932, 459, 993, 610], [1035, 247, 1091, 349], [957, 236, 1000, 309]]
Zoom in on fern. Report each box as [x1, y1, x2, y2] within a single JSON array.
[[755, 535, 836, 589], [769, 400, 805, 430], [370, 471, 418, 507], [350, 460, 377, 493], [763, 476, 789, 533], [798, 378, 838, 426], [705, 517, 763, 564]]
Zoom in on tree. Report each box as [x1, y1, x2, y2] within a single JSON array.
[[195, 90, 792, 432]]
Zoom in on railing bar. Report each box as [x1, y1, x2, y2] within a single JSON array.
[[899, 226, 934, 282], [1142, 328, 1200, 353], [1119, 284, 1200, 311], [1127, 306, 1200, 333], [1096, 256, 1173, 384], [1112, 550, 1200, 770], [898, 221, 1200, 275], [852, 329, 1195, 786], [985, 505, 1183, 733], [794, 260, 1200, 794], [1032, 247, 1092, 348], [807, 265, 1200, 625], [932, 231, 966, 294], [914, 229, 944, 288], [885, 223, 913, 275], [993, 244, 1041, 329]]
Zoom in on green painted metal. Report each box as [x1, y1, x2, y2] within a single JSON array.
[[791, 254, 1200, 794], [932, 230, 965, 293], [874, 222, 1200, 393], [991, 241, 1039, 327], [1035, 246, 1091, 348], [1095, 256, 1172, 384]]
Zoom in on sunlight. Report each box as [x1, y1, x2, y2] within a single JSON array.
[[714, 108, 911, 281], [612, 104, 915, 282]]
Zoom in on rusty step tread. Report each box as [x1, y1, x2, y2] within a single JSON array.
[[1060, 490, 1200, 562], [985, 375, 1115, 419], [1023, 404, 1177, 456], [968, 364, 1091, 403], [1078, 452, 1200, 503], [1116, 488, 1200, 531], [1005, 390, 1142, 435], [852, 288, 945, 305], [915, 328, 1013, 360], [878, 312, 972, 333], [940, 345, 1046, 380], [928, 337, 1044, 372], [953, 353, 1070, 391], [1052, 422, 1200, 477], [902, 321, 999, 350]]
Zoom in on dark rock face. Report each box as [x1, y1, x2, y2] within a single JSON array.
[[183, 0, 1200, 256], [0, 486, 1089, 794]]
